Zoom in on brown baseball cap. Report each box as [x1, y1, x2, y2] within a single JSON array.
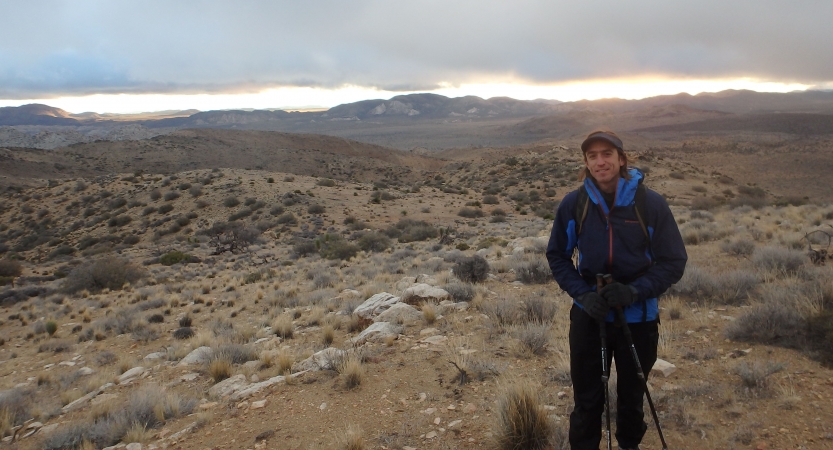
[[581, 130, 623, 152]]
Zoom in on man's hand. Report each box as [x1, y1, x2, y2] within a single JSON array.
[[599, 282, 639, 308], [577, 292, 609, 322]]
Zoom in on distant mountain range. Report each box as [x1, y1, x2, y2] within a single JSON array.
[[3, 89, 833, 149]]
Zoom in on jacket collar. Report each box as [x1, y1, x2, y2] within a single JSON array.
[[583, 168, 644, 214]]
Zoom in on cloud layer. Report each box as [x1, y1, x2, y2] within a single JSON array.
[[2, 0, 832, 99]]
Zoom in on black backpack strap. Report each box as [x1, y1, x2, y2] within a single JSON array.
[[574, 186, 590, 236], [633, 183, 650, 242]]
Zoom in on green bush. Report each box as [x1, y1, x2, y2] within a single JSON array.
[[458, 207, 484, 218], [317, 178, 336, 187], [307, 204, 326, 214], [316, 234, 359, 260], [293, 240, 318, 257], [158, 203, 174, 214], [160, 251, 191, 266], [385, 219, 438, 243], [223, 197, 240, 208], [0, 259, 23, 277], [62, 256, 145, 294], [107, 215, 132, 227], [275, 213, 298, 225], [357, 232, 391, 253], [453, 255, 490, 283], [483, 195, 499, 204], [45, 320, 58, 336]]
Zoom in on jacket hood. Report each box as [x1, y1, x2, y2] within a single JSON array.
[[583, 167, 644, 212]]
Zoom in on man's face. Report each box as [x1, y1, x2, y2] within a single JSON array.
[[584, 140, 625, 188]]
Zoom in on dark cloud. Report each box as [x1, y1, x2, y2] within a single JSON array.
[[1, 0, 831, 98]]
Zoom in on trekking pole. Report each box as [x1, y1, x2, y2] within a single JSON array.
[[603, 274, 669, 450], [596, 274, 612, 450]]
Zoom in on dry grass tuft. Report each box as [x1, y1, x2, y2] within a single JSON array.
[[122, 421, 150, 444], [494, 380, 553, 450], [339, 424, 365, 450], [277, 351, 294, 374], [208, 357, 232, 383], [421, 302, 437, 325], [273, 314, 294, 339], [322, 325, 335, 346], [338, 354, 365, 390]]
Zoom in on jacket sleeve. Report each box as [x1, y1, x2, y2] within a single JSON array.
[[546, 192, 592, 299], [629, 191, 687, 300]]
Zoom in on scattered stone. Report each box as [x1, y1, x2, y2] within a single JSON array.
[[447, 404, 456, 410], [463, 403, 477, 413], [77, 367, 94, 376], [62, 383, 113, 413], [557, 391, 567, 399], [58, 361, 76, 367], [448, 420, 462, 428], [395, 276, 418, 291], [420, 328, 439, 337], [251, 400, 267, 409], [421, 335, 448, 345], [434, 417, 442, 425], [177, 346, 214, 366], [354, 293, 401, 319], [255, 430, 275, 441], [181, 373, 199, 382], [208, 374, 248, 399], [125, 442, 142, 450], [319, 402, 327, 410], [416, 273, 439, 285], [418, 392, 427, 402], [423, 407, 437, 415], [375, 302, 423, 324], [425, 431, 438, 439], [652, 359, 677, 377], [199, 402, 218, 410]]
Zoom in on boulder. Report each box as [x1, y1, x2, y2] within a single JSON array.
[[350, 322, 403, 345], [354, 293, 400, 319], [118, 367, 146, 384], [334, 289, 363, 303], [178, 346, 214, 366], [374, 302, 422, 324], [401, 284, 450, 305], [416, 273, 439, 285]]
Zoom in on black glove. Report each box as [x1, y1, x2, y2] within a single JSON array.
[[599, 282, 639, 308], [577, 291, 609, 322]]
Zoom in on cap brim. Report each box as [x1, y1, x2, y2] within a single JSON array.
[[581, 132, 623, 152]]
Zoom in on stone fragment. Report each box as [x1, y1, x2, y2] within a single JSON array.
[[652, 359, 677, 377], [293, 347, 346, 372], [419, 328, 439, 337], [420, 335, 448, 345], [208, 374, 248, 399], [425, 431, 438, 439], [251, 400, 267, 409], [118, 366, 146, 384], [395, 276, 417, 291]]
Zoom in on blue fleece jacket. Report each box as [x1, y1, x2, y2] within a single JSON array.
[[545, 168, 687, 323]]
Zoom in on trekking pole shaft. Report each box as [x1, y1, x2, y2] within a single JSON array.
[[597, 274, 612, 450], [615, 307, 669, 450]]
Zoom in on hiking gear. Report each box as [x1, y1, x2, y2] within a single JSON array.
[[546, 167, 687, 323], [568, 304, 658, 450], [577, 291, 609, 322], [597, 275, 613, 450], [582, 130, 624, 152], [614, 306, 668, 450], [600, 282, 639, 308]]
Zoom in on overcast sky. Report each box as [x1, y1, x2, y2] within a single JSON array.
[[1, 0, 831, 112]]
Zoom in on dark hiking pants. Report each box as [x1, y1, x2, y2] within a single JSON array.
[[568, 304, 659, 450]]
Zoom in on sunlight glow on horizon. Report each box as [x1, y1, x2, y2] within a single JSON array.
[[0, 78, 813, 115]]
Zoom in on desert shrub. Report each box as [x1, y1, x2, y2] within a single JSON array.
[[317, 178, 336, 187], [357, 232, 391, 253], [807, 311, 833, 366], [173, 327, 195, 340], [721, 238, 755, 256], [107, 215, 132, 227], [50, 245, 76, 259], [307, 204, 325, 214], [269, 206, 285, 216], [316, 234, 359, 260], [142, 206, 157, 216], [157, 203, 174, 214], [0, 388, 33, 430], [0, 259, 22, 277], [62, 256, 145, 294], [188, 186, 202, 197], [214, 344, 258, 364], [511, 257, 552, 284], [209, 358, 231, 382], [163, 191, 180, 201], [737, 185, 766, 198], [690, 196, 721, 211], [671, 265, 758, 305], [178, 316, 192, 327], [734, 360, 785, 389], [149, 189, 161, 201], [494, 381, 553, 450], [45, 320, 58, 336], [453, 255, 490, 283], [385, 219, 438, 243], [228, 208, 253, 221], [752, 246, 807, 275], [107, 197, 127, 210], [522, 296, 558, 323], [147, 314, 164, 324], [458, 207, 484, 218], [94, 350, 117, 366], [483, 194, 499, 204], [669, 171, 685, 179], [444, 282, 475, 302], [223, 197, 240, 208], [730, 195, 768, 209], [275, 213, 298, 225], [516, 324, 550, 356], [337, 355, 365, 390], [293, 240, 318, 257]]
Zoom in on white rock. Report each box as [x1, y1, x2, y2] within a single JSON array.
[[118, 367, 146, 384], [208, 374, 248, 399], [395, 276, 418, 291], [402, 284, 450, 304], [77, 367, 95, 376], [448, 420, 462, 428], [143, 352, 166, 361], [416, 273, 439, 285], [425, 431, 438, 439], [349, 322, 403, 345], [251, 400, 267, 409], [177, 346, 214, 366], [126, 443, 142, 450], [181, 373, 199, 382], [420, 335, 448, 345], [419, 328, 439, 337], [375, 302, 423, 324], [354, 293, 401, 319], [652, 359, 677, 377], [293, 347, 346, 372], [319, 402, 327, 410]]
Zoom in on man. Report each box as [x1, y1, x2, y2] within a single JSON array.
[[546, 130, 687, 450]]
